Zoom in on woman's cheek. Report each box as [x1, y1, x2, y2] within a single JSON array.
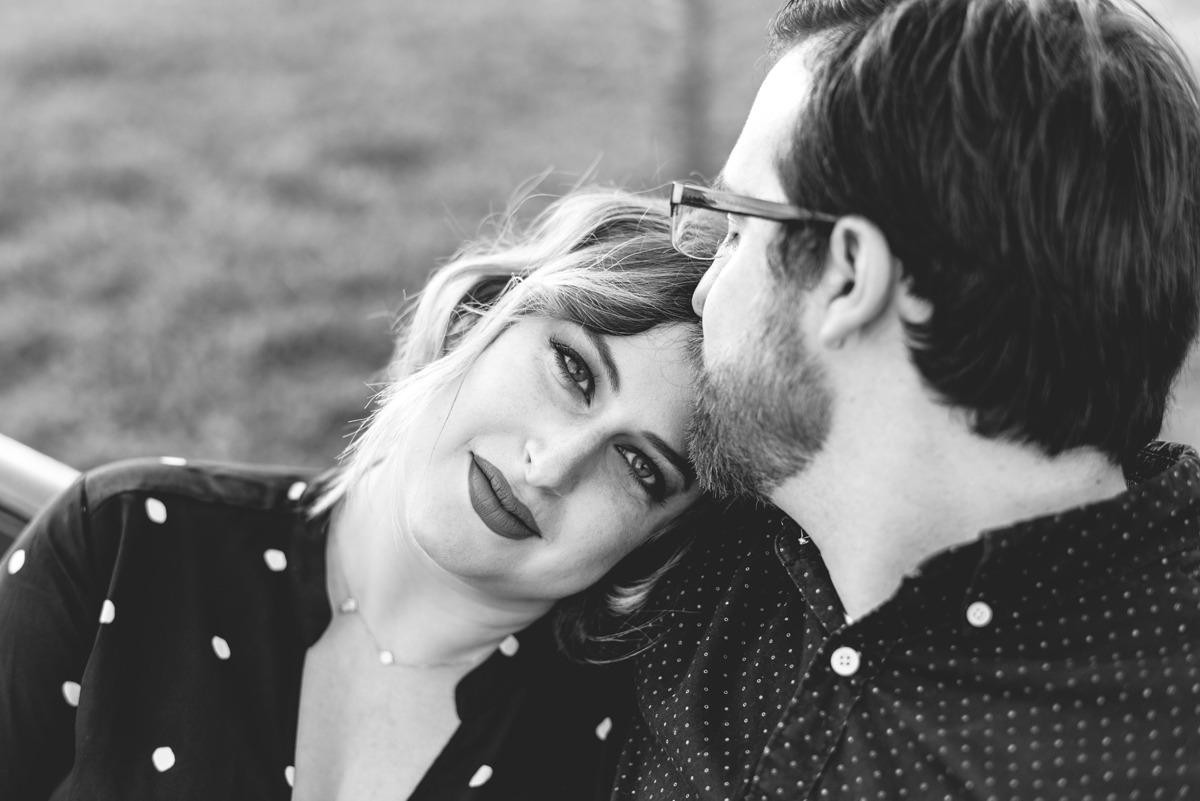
[[604, 506, 656, 562], [563, 498, 631, 565]]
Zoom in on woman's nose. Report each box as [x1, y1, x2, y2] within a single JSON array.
[[524, 427, 600, 496]]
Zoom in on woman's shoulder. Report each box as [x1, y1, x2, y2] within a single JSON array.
[[9, 458, 329, 609], [82, 457, 322, 516], [42, 458, 331, 586]]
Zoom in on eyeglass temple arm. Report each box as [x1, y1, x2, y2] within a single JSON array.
[[672, 182, 839, 224]]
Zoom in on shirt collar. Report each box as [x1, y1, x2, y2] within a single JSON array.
[[775, 521, 847, 633], [289, 503, 333, 648], [776, 441, 1200, 635], [960, 441, 1200, 616], [454, 615, 560, 719]]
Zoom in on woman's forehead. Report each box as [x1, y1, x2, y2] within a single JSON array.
[[602, 324, 698, 412]]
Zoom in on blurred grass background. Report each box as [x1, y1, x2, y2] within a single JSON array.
[[1, 0, 1199, 471]]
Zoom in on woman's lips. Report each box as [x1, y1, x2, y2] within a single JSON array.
[[467, 454, 541, 540]]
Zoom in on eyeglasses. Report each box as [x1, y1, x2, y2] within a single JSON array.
[[669, 181, 840, 261]]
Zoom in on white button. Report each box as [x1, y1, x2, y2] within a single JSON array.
[[61, 681, 81, 707], [211, 636, 231, 660], [595, 716, 613, 741], [99, 599, 116, 624], [499, 635, 519, 657], [468, 765, 493, 787], [160, 456, 187, 466], [7, 549, 25, 575], [830, 646, 861, 677], [287, 481, 307, 501], [263, 549, 287, 571], [966, 600, 993, 627], [285, 766, 295, 787], [145, 498, 167, 524], [152, 746, 176, 772]]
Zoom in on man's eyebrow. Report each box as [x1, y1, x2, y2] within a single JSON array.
[[582, 326, 621, 393], [644, 431, 695, 491]]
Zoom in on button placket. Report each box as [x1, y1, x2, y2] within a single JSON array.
[[752, 635, 879, 799]]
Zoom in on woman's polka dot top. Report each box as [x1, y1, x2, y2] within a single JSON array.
[[616, 441, 1200, 800], [0, 459, 630, 800]]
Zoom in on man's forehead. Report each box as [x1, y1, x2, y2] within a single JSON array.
[[721, 41, 820, 202]]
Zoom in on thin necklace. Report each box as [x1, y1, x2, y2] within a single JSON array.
[[329, 527, 492, 670]]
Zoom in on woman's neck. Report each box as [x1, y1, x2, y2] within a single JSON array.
[[327, 470, 553, 667]]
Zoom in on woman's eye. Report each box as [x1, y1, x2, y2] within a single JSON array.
[[627, 452, 655, 481], [563, 352, 585, 382], [551, 341, 595, 401], [617, 445, 666, 500]]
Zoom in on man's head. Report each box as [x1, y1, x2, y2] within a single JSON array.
[[690, 0, 1200, 499]]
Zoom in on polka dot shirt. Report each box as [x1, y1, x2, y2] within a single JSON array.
[[616, 441, 1200, 800], [0, 459, 629, 800]]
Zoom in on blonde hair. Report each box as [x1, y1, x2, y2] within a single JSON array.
[[314, 187, 714, 659]]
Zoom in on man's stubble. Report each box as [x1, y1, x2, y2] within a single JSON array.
[[689, 278, 834, 500]]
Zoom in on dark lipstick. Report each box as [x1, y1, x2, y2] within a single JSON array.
[[467, 454, 541, 540]]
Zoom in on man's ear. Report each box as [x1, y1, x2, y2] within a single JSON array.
[[816, 216, 899, 349]]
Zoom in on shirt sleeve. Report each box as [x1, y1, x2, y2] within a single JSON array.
[[0, 476, 108, 800]]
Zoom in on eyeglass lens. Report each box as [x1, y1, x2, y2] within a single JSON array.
[[671, 204, 728, 260]]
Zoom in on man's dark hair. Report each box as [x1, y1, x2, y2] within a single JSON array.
[[769, 0, 1200, 461], [768, 0, 896, 58]]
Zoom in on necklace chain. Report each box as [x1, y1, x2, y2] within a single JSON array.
[[330, 530, 489, 670]]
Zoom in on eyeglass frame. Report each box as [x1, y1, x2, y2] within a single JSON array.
[[668, 181, 841, 259]]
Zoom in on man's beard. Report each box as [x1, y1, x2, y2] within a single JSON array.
[[689, 301, 833, 500]]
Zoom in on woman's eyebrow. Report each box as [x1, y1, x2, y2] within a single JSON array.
[[643, 431, 695, 491], [582, 326, 621, 392], [576, 326, 693, 490]]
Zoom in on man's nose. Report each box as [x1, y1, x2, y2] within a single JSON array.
[[524, 427, 601, 496]]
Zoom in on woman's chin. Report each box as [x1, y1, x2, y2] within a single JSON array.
[[421, 542, 590, 604], [411, 526, 528, 584]]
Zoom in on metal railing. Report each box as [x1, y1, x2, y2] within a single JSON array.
[[0, 434, 78, 550]]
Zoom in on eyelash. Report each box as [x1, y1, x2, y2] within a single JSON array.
[[549, 338, 668, 501], [550, 339, 595, 402], [617, 444, 668, 503]]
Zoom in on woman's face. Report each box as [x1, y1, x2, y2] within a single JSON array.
[[393, 316, 702, 601]]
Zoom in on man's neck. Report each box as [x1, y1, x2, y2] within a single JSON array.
[[770, 408, 1128, 620]]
